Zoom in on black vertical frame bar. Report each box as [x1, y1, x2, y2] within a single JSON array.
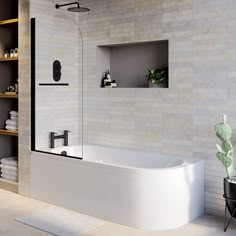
[[31, 18, 36, 151]]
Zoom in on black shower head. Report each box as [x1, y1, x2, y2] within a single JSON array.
[[67, 6, 90, 12], [55, 2, 90, 13]]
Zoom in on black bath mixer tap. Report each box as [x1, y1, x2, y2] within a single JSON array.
[[50, 130, 70, 148]]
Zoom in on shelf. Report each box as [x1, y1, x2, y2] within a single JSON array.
[[0, 18, 18, 27], [0, 129, 18, 136], [97, 40, 169, 88], [0, 94, 17, 98], [0, 177, 18, 186], [0, 57, 18, 62]]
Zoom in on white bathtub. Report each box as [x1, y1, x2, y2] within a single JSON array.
[[31, 145, 204, 230]]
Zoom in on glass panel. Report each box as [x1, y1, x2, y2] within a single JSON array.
[[33, 6, 83, 158]]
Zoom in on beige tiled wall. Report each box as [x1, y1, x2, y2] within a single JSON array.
[[79, 0, 235, 217], [19, 0, 30, 196], [19, 0, 236, 217]]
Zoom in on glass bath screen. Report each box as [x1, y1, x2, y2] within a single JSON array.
[[33, 11, 83, 158]]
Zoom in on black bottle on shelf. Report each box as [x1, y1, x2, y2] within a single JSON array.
[[101, 72, 108, 87]]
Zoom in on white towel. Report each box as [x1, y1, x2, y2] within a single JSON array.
[[5, 119, 18, 126], [5, 125, 18, 130], [0, 164, 18, 171], [10, 111, 18, 116], [1, 157, 18, 167], [1, 170, 17, 177], [10, 116, 18, 121], [1, 173, 17, 182]]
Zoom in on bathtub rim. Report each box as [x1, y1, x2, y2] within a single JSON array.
[[31, 150, 204, 173]]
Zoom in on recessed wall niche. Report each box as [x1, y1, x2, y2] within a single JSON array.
[[97, 40, 169, 88]]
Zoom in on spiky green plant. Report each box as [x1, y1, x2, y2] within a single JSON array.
[[215, 114, 235, 178]]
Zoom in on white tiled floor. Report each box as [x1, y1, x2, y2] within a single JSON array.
[[0, 189, 235, 236]]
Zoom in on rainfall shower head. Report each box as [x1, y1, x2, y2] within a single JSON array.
[[55, 1, 90, 13], [67, 6, 90, 12]]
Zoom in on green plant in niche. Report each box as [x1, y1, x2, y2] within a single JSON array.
[[215, 114, 235, 178], [147, 67, 168, 85]]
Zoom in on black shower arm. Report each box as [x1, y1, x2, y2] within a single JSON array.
[[55, 2, 79, 9]]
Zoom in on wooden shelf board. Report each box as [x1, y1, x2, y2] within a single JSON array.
[[0, 177, 18, 186], [0, 18, 18, 26], [0, 129, 18, 136], [0, 94, 18, 98], [0, 57, 18, 62]]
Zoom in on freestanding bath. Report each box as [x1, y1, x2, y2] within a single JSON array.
[[31, 145, 204, 230]]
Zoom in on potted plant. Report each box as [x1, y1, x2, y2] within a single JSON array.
[[215, 114, 236, 220], [146, 66, 168, 88]]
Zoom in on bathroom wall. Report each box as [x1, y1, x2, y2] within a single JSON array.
[[77, 0, 236, 217], [20, 0, 236, 217]]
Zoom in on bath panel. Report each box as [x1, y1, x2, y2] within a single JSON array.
[[31, 145, 204, 230]]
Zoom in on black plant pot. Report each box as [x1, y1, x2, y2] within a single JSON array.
[[224, 177, 236, 218]]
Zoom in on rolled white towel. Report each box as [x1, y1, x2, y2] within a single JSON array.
[[5, 125, 18, 131], [5, 119, 18, 126], [1, 173, 17, 182], [0, 164, 18, 171], [10, 111, 18, 116], [1, 157, 18, 167]]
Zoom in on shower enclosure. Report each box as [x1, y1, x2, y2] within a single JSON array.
[[31, 1, 84, 159], [31, 0, 168, 160]]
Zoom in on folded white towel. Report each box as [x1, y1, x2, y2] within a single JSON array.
[[10, 111, 18, 116], [0, 164, 18, 171], [5, 125, 18, 130], [1, 173, 17, 182], [1, 157, 18, 167], [5, 119, 18, 126], [1, 170, 17, 177], [10, 116, 18, 121]]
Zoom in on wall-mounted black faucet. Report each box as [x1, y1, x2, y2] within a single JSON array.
[[50, 130, 70, 148]]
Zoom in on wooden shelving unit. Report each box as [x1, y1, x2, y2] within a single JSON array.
[[0, 57, 18, 62], [0, 129, 18, 137], [0, 2, 19, 194], [0, 18, 18, 26], [0, 94, 17, 98]]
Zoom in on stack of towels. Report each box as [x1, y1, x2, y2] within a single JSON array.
[[5, 111, 18, 131], [0, 157, 18, 182]]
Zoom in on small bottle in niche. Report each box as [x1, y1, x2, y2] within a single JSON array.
[[101, 72, 107, 87], [106, 70, 112, 82], [103, 72, 110, 87], [111, 80, 117, 88], [104, 81, 112, 88]]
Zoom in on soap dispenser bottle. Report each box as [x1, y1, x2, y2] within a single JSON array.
[[106, 70, 112, 82], [101, 72, 108, 87]]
